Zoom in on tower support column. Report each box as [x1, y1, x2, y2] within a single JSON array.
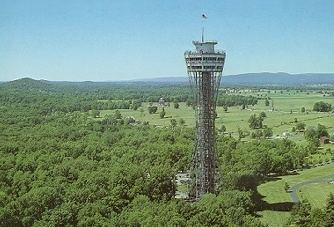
[[194, 72, 215, 197], [185, 40, 226, 200]]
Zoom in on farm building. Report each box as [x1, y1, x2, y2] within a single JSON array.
[[320, 136, 330, 144]]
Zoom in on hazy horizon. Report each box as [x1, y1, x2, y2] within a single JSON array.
[[1, 0, 334, 81], [2, 71, 334, 83]]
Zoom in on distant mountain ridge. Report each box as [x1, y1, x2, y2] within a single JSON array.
[[4, 77, 52, 90], [2, 73, 334, 87]]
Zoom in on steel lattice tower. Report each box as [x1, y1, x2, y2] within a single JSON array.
[[185, 39, 226, 199]]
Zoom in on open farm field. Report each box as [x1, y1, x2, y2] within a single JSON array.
[[101, 90, 334, 142]]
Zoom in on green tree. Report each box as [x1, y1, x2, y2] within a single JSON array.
[[325, 193, 334, 226], [170, 119, 177, 129], [284, 182, 289, 192], [296, 122, 306, 131], [219, 124, 226, 133], [248, 114, 263, 129], [251, 130, 263, 139], [173, 102, 179, 109], [263, 127, 273, 138], [288, 200, 312, 227], [114, 110, 122, 119], [237, 128, 245, 141], [179, 118, 185, 126], [187, 192, 264, 227], [148, 106, 158, 114], [317, 124, 329, 138], [265, 99, 270, 106], [125, 116, 135, 125], [119, 196, 185, 226], [248, 114, 257, 129], [131, 100, 142, 110], [90, 110, 100, 118], [259, 112, 266, 118], [313, 101, 332, 112], [159, 108, 166, 119], [305, 127, 318, 143], [139, 107, 144, 116], [309, 208, 326, 227]]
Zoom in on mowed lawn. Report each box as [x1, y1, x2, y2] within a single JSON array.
[[258, 163, 334, 226], [299, 183, 334, 208]]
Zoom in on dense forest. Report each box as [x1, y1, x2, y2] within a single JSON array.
[[0, 78, 333, 226]]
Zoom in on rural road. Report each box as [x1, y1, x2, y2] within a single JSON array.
[[288, 173, 334, 203]]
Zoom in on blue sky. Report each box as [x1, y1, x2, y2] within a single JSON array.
[[1, 0, 333, 81]]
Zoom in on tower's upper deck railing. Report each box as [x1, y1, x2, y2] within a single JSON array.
[[193, 40, 218, 44], [184, 50, 226, 55]]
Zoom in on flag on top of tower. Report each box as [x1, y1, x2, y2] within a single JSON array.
[[202, 14, 208, 19]]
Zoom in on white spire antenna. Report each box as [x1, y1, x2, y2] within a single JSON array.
[[202, 27, 204, 42]]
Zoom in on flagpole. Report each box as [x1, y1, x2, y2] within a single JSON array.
[[201, 14, 207, 42]]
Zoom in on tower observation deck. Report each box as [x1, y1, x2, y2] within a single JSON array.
[[185, 40, 226, 199]]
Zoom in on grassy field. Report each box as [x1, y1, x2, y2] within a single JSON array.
[[99, 90, 334, 164], [299, 183, 334, 208], [258, 163, 334, 226], [101, 90, 334, 139]]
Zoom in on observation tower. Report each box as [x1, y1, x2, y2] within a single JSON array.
[[184, 36, 226, 199]]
